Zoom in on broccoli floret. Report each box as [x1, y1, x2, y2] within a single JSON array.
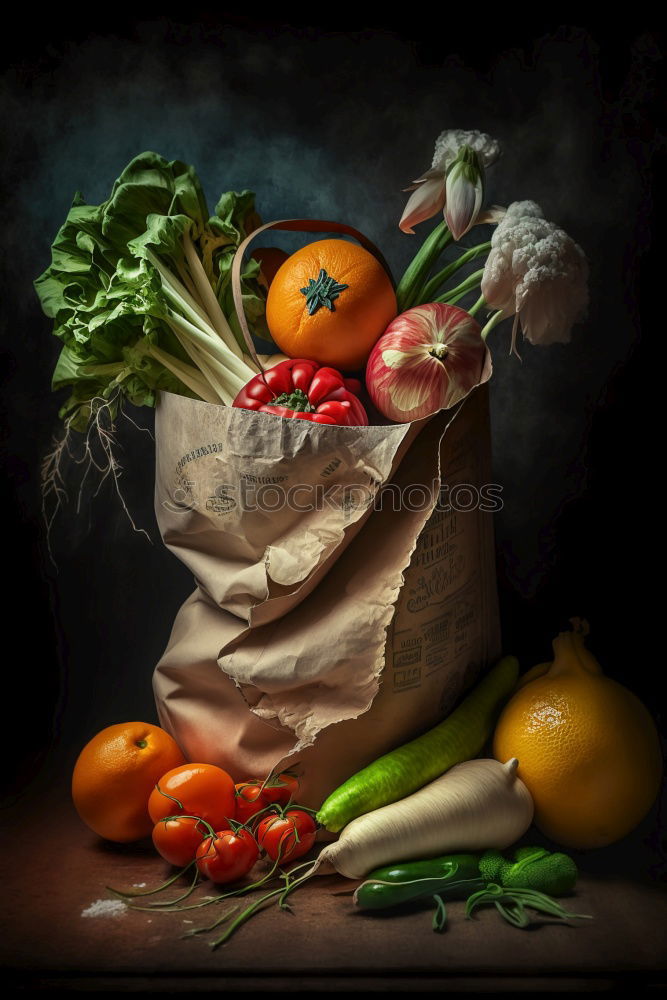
[[502, 848, 578, 896], [479, 849, 507, 883]]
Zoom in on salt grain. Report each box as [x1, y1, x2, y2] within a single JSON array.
[[81, 899, 127, 919]]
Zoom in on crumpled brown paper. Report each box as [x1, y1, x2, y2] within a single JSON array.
[[153, 384, 500, 808]]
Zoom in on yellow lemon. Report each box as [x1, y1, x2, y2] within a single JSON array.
[[493, 620, 662, 849]]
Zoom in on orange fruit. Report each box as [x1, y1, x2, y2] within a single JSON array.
[[265, 238, 397, 370], [493, 621, 663, 849], [72, 722, 186, 843]]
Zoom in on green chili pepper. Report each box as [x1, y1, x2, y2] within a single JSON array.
[[353, 853, 484, 911], [353, 848, 592, 933]]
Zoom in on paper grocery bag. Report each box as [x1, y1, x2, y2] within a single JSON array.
[[152, 382, 501, 809]]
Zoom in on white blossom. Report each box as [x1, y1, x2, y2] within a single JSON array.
[[400, 129, 501, 240]]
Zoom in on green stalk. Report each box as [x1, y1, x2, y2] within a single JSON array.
[[148, 248, 256, 389], [396, 220, 452, 312], [166, 323, 240, 404], [80, 361, 128, 377], [468, 294, 486, 318], [108, 862, 197, 899], [183, 229, 250, 365], [152, 256, 255, 383], [438, 289, 474, 308], [125, 867, 201, 911], [146, 249, 216, 335], [418, 242, 491, 304], [191, 342, 246, 397], [146, 343, 219, 404], [165, 310, 251, 387], [176, 256, 205, 308], [480, 309, 506, 340], [186, 345, 236, 406], [432, 894, 448, 932], [210, 885, 286, 949], [161, 280, 222, 346], [183, 859, 287, 936], [434, 268, 485, 305]]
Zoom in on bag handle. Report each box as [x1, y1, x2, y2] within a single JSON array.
[[231, 218, 394, 373]]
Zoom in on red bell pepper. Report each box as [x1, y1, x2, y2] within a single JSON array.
[[232, 359, 368, 426]]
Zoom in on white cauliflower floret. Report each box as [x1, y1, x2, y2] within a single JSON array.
[[482, 201, 588, 348], [498, 200, 544, 225], [432, 130, 501, 171]]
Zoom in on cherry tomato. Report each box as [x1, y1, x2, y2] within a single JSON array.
[[152, 816, 208, 867], [234, 782, 271, 825], [148, 763, 236, 831], [260, 773, 300, 807], [195, 828, 259, 885], [256, 809, 317, 862]]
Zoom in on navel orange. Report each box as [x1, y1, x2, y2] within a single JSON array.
[[265, 238, 397, 370], [71, 722, 186, 843], [493, 620, 662, 849]]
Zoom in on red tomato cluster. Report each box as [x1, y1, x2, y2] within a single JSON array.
[[233, 772, 299, 823], [256, 809, 317, 863], [147, 764, 317, 885], [195, 828, 259, 884]]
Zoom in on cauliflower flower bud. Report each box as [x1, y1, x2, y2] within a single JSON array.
[[482, 202, 588, 350]]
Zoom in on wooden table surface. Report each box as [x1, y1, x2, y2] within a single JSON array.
[[3, 774, 666, 992]]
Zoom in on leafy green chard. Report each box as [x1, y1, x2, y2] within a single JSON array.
[[35, 152, 273, 538], [35, 151, 268, 430]]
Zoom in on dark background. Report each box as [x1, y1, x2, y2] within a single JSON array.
[[1, 16, 664, 873]]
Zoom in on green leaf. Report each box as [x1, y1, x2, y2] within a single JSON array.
[[128, 213, 193, 269], [211, 189, 260, 243], [35, 150, 261, 428], [102, 151, 209, 253]]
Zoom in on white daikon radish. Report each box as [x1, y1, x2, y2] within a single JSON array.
[[310, 758, 533, 880]]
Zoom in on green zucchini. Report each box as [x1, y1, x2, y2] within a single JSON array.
[[317, 656, 519, 833]]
